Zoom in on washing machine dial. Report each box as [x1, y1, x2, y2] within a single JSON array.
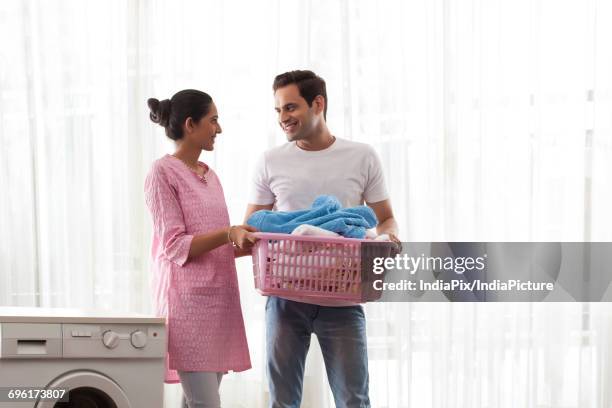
[[102, 330, 120, 349], [131, 330, 147, 348]]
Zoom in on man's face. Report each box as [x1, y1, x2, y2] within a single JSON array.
[[274, 84, 319, 142]]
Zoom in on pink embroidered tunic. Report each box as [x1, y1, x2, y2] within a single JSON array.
[[144, 154, 251, 383]]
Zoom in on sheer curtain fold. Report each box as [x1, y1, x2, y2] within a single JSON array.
[[1, 0, 611, 407]]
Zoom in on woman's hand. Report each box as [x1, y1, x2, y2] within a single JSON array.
[[234, 246, 254, 258], [229, 225, 259, 249]]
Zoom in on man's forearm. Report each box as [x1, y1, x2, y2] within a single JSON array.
[[377, 217, 399, 236]]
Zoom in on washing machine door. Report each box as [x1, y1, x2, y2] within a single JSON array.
[[36, 371, 131, 408]]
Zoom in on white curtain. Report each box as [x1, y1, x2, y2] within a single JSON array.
[[1, 0, 611, 407]]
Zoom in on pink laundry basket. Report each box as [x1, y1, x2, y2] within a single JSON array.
[[251, 232, 396, 304]]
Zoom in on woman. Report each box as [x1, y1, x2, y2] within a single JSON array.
[[144, 89, 256, 408]]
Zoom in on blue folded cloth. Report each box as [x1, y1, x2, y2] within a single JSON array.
[[247, 195, 378, 239]]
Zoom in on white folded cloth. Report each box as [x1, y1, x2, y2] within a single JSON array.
[[291, 224, 341, 237]]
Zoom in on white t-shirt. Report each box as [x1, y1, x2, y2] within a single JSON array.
[[249, 137, 389, 211]]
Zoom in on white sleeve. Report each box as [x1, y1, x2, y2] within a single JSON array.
[[248, 153, 276, 205], [363, 147, 389, 203]]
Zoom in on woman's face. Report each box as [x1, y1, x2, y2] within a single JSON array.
[[186, 102, 222, 151]]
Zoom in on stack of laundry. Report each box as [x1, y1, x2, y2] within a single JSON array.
[[246, 195, 377, 238], [248, 196, 388, 296]]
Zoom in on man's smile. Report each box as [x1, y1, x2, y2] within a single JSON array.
[[282, 120, 298, 133]]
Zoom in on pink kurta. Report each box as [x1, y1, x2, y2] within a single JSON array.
[[144, 154, 251, 383]]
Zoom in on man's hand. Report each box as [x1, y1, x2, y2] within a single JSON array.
[[367, 199, 400, 252], [379, 232, 402, 255], [384, 232, 400, 245], [389, 233, 402, 255]]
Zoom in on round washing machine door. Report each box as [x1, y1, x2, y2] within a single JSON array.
[[35, 371, 131, 408]]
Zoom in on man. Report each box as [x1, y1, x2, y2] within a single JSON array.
[[245, 70, 399, 408]]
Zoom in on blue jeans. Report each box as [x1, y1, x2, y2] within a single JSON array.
[[265, 296, 370, 408]]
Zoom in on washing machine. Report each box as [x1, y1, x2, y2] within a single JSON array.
[[0, 307, 166, 408]]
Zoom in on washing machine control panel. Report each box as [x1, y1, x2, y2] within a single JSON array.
[[0, 322, 165, 359], [63, 324, 165, 358]]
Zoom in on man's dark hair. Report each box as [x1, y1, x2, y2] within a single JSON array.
[[273, 70, 327, 119]]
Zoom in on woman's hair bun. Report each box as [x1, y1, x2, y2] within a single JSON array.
[[147, 98, 171, 127]]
